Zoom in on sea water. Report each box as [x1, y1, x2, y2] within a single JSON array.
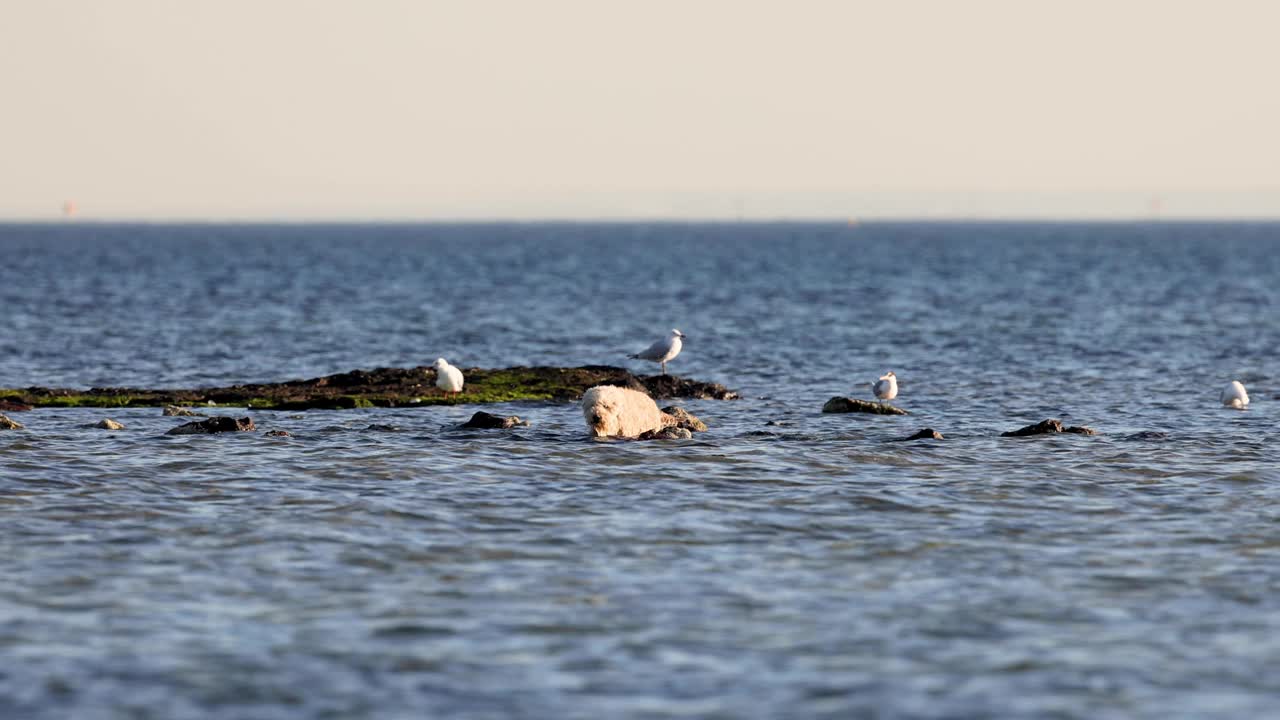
[[1, 221, 1277, 718]]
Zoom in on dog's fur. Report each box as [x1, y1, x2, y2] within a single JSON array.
[[581, 385, 677, 438]]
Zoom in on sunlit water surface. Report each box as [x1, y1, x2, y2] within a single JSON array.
[[2, 222, 1278, 718]]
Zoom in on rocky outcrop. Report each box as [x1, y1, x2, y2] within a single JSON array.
[[894, 428, 943, 442], [265, 430, 291, 437], [1001, 419, 1097, 437], [640, 373, 738, 400], [822, 397, 909, 415], [95, 419, 125, 430], [163, 405, 204, 417], [0, 414, 23, 430], [5, 366, 739, 410], [0, 400, 33, 412], [661, 406, 707, 432], [460, 411, 530, 429], [166, 416, 256, 435]]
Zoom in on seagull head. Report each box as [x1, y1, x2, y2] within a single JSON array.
[[882, 371, 895, 379], [671, 329, 686, 339], [433, 358, 449, 370]]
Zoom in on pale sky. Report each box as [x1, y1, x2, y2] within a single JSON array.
[[2, 0, 1278, 220]]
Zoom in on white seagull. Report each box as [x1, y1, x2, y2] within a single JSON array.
[[1221, 380, 1249, 410], [433, 358, 464, 397], [629, 329, 686, 375], [872, 371, 898, 404]]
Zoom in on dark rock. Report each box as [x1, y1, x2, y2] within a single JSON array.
[[1123, 431, 1168, 441], [95, 419, 125, 430], [0, 414, 24, 430], [636, 426, 694, 440], [660, 406, 707, 432], [0, 400, 33, 412], [163, 405, 204, 417], [894, 428, 943, 442], [9, 365, 740, 410], [641, 374, 739, 400], [460, 411, 530, 429], [822, 397, 909, 415], [1001, 419, 1097, 437], [166, 416, 256, 435], [365, 424, 401, 432], [265, 430, 291, 437], [1003, 419, 1063, 436]]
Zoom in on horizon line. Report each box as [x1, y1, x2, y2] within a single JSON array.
[[3, 215, 1280, 225]]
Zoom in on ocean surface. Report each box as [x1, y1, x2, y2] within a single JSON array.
[[1, 221, 1278, 719]]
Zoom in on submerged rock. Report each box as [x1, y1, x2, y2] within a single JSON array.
[[163, 405, 204, 417], [0, 400, 33, 412], [264, 429, 291, 437], [0, 414, 24, 430], [95, 419, 125, 430], [460, 411, 530, 429], [894, 428, 943, 442], [822, 397, 909, 415], [1123, 430, 1168, 441], [661, 406, 708, 432], [1001, 419, 1097, 437], [636, 426, 694, 441], [166, 416, 256, 435]]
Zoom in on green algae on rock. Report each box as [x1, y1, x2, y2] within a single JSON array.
[[821, 397, 909, 415], [2, 365, 738, 411]]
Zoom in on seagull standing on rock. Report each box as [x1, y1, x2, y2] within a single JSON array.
[[629, 329, 685, 375], [434, 358, 464, 397], [1221, 380, 1249, 409], [872, 371, 898, 404]]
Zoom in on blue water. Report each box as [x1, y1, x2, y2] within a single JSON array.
[[1, 222, 1278, 718]]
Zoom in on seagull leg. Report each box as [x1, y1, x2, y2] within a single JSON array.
[[661, 361, 666, 376]]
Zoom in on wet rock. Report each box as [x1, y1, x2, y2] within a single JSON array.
[[365, 424, 401, 432], [166, 416, 256, 435], [894, 428, 943, 442], [460, 411, 530, 429], [0, 400, 33, 412], [660, 406, 708, 432], [1001, 419, 1097, 437], [95, 419, 125, 430], [163, 405, 204, 417], [1123, 430, 1168, 441], [822, 397, 909, 415], [12, 365, 740, 410], [0, 414, 24, 430], [640, 374, 739, 401], [265, 430, 292, 437], [636, 426, 694, 441]]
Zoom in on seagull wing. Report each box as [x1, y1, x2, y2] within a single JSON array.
[[631, 336, 671, 360]]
